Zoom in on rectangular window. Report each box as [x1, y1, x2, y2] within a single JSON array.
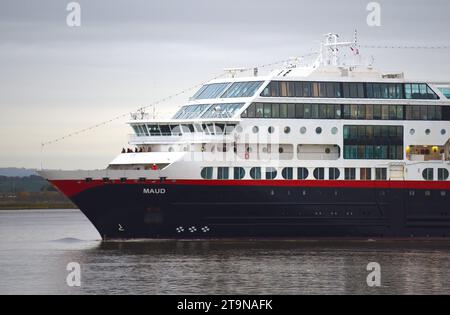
[[271, 82, 280, 97], [311, 104, 319, 119], [428, 106, 436, 120], [345, 168, 356, 180], [287, 82, 295, 97], [373, 105, 382, 120], [271, 103, 280, 118], [389, 106, 397, 120], [436, 106, 442, 120], [405, 84, 412, 99], [360, 168, 372, 180], [343, 105, 351, 119], [294, 82, 303, 97], [295, 104, 304, 118], [303, 82, 311, 97], [343, 126, 350, 140], [382, 105, 389, 120], [280, 104, 288, 118], [351, 105, 358, 119], [365, 145, 374, 159], [287, 103, 296, 118], [335, 105, 342, 118], [263, 103, 272, 118], [304, 104, 311, 118], [358, 105, 366, 120], [366, 105, 374, 120], [413, 106, 420, 120], [255, 103, 263, 118], [420, 106, 428, 120], [375, 168, 387, 180], [319, 105, 327, 119], [312, 83, 319, 97], [280, 82, 288, 97], [326, 104, 335, 119], [319, 83, 327, 97]]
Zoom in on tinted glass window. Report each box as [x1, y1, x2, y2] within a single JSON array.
[[222, 81, 263, 98], [193, 83, 230, 99]]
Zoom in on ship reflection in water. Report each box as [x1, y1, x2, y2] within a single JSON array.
[[1, 210, 450, 295]]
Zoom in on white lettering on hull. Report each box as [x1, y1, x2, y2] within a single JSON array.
[[143, 188, 166, 195]]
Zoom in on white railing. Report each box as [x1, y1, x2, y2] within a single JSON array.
[[128, 133, 235, 144]]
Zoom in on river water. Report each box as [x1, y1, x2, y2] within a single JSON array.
[[0, 209, 449, 295]]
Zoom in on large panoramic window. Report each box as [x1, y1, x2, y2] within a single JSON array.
[[242, 103, 447, 121], [221, 81, 263, 98], [366, 83, 403, 99], [405, 83, 439, 100], [201, 103, 244, 119], [192, 83, 230, 99], [261, 81, 439, 100], [438, 87, 450, 98], [173, 104, 211, 119], [343, 125, 403, 160]]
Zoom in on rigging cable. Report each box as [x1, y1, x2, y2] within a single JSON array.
[[40, 45, 449, 148], [40, 53, 317, 148]]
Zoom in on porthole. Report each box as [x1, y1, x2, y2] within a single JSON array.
[[425, 129, 431, 135], [284, 126, 291, 134], [331, 127, 338, 135], [266, 167, 277, 180], [297, 167, 309, 180], [313, 168, 325, 180], [282, 167, 294, 180], [268, 126, 275, 134], [168, 147, 174, 152], [235, 126, 243, 133], [278, 147, 284, 154], [315, 127, 322, 134], [441, 129, 447, 135], [410, 129, 415, 135], [300, 127, 307, 134], [250, 167, 262, 180], [201, 167, 213, 180], [325, 148, 331, 154], [422, 168, 434, 180], [252, 126, 259, 134], [262, 147, 268, 153], [438, 168, 449, 181], [329, 168, 340, 180]]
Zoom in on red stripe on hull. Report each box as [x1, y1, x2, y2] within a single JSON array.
[[50, 179, 450, 198]]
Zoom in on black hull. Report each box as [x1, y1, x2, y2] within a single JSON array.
[[61, 181, 450, 239]]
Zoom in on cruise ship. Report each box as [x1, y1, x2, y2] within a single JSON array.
[[40, 34, 450, 239]]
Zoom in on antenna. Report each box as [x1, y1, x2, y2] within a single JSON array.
[[223, 68, 247, 78]]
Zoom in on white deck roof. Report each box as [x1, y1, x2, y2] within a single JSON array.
[[109, 152, 186, 165]]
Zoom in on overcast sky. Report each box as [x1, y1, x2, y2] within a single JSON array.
[[1, 0, 450, 169]]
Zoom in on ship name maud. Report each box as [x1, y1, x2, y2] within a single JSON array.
[[143, 188, 166, 195]]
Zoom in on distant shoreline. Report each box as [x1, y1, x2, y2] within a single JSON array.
[[0, 203, 76, 210]]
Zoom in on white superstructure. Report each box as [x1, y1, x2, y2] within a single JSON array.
[[41, 34, 450, 183]]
